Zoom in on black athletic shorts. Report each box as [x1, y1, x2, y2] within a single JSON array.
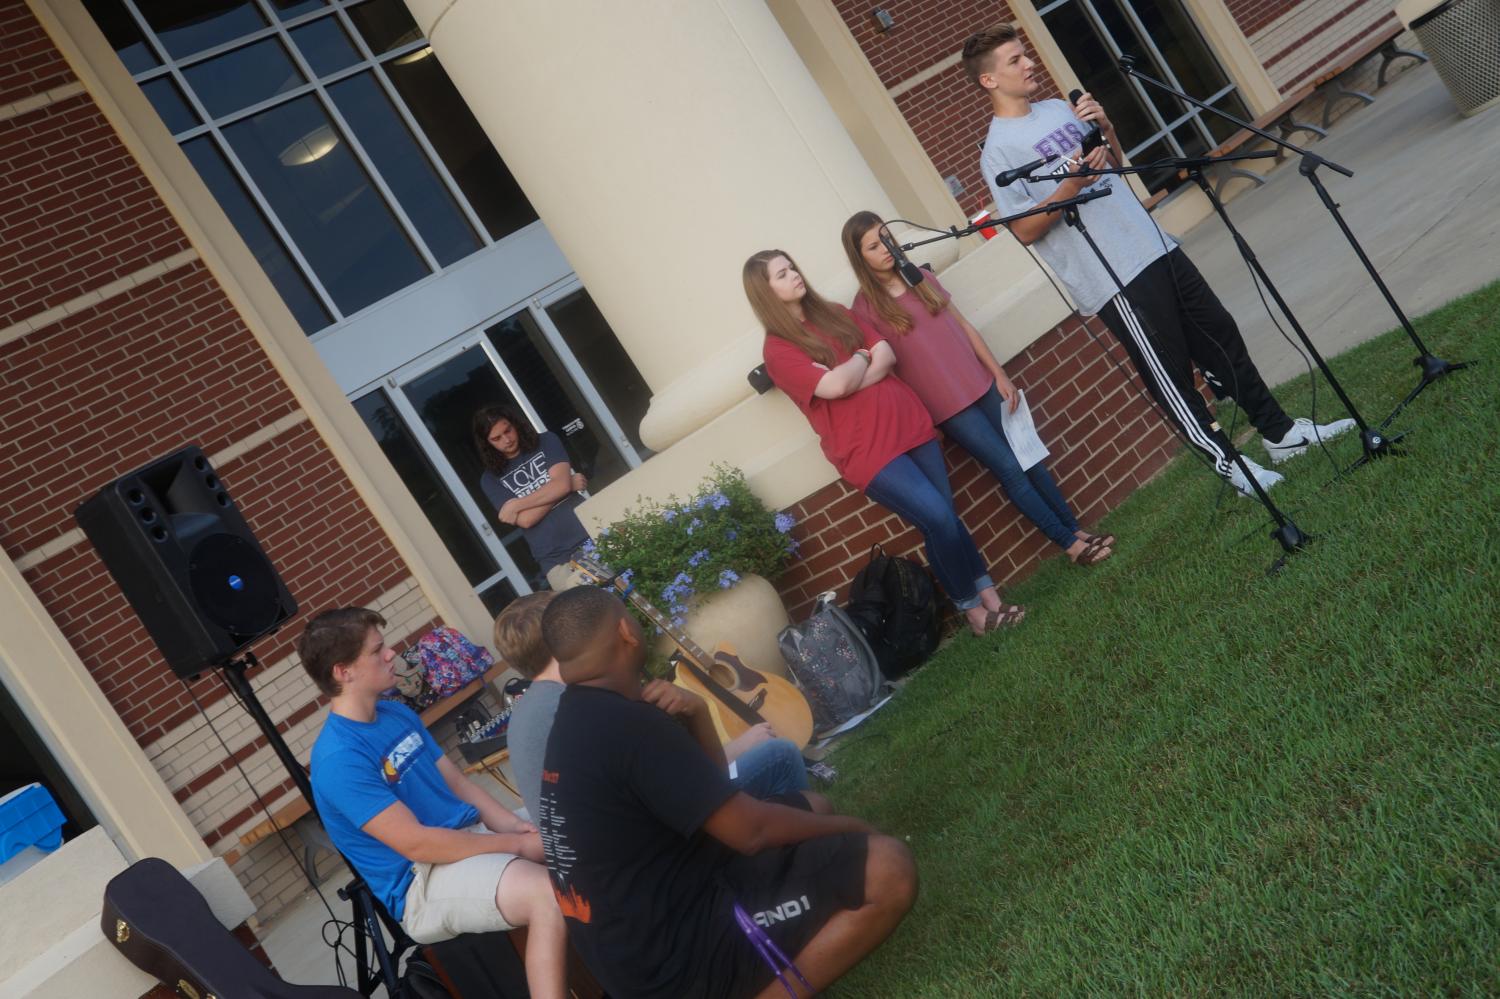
[[714, 832, 870, 999]]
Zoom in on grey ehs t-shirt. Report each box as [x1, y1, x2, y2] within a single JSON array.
[[981, 99, 1176, 315]]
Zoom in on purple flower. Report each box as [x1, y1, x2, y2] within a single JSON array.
[[688, 549, 710, 567], [718, 569, 740, 589], [726, 529, 738, 541], [686, 518, 702, 535], [786, 537, 801, 556], [662, 508, 677, 522], [581, 538, 597, 555], [709, 492, 731, 510], [774, 512, 796, 534], [693, 495, 709, 509]]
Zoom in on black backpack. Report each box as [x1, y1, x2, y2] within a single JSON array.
[[845, 544, 941, 679]]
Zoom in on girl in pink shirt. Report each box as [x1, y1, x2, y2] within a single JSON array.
[[842, 211, 1113, 566], [746, 248, 1024, 636]]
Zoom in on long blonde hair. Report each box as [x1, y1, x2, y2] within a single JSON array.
[[743, 249, 865, 367], [840, 211, 947, 336]]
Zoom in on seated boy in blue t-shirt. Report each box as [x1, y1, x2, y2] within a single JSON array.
[[298, 608, 565, 999]]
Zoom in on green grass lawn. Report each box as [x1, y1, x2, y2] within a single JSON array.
[[826, 282, 1500, 996]]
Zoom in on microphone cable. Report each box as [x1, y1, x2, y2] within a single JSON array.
[[182, 670, 363, 988]]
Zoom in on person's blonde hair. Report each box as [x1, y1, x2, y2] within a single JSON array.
[[742, 249, 865, 367], [840, 211, 947, 336], [493, 591, 558, 678]]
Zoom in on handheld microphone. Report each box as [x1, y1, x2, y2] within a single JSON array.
[[1068, 89, 1104, 157], [995, 156, 1049, 187], [879, 228, 926, 287]]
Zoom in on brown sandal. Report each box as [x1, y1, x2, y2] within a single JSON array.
[[986, 603, 1026, 631], [1070, 534, 1113, 566], [1085, 531, 1116, 548]]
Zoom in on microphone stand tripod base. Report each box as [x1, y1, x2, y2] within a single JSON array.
[[1380, 354, 1474, 431], [1270, 519, 1310, 554]]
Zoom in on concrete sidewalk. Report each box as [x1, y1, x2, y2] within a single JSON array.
[[1178, 62, 1499, 392]]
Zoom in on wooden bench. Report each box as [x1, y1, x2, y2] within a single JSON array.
[[226, 662, 510, 866], [1192, 24, 1427, 196]]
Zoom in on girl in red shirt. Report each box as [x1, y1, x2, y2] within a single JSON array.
[[841, 211, 1114, 567], [745, 249, 1023, 636]]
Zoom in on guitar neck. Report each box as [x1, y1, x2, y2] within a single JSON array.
[[570, 557, 715, 671], [569, 555, 768, 730]]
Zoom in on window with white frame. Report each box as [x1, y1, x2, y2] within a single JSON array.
[[85, 0, 539, 334]]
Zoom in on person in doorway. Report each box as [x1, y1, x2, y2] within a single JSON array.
[[534, 586, 917, 999], [473, 404, 591, 590], [298, 607, 566, 999], [493, 591, 825, 822], [842, 210, 1114, 567], [746, 248, 1023, 636], [963, 24, 1355, 496]]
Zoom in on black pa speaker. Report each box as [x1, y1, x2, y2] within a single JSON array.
[[74, 445, 296, 679]]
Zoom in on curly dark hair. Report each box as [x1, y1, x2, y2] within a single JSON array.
[[472, 404, 539, 475]]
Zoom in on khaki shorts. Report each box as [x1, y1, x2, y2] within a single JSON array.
[[400, 826, 521, 944]]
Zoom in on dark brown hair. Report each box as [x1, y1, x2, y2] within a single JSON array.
[[472, 404, 539, 475], [742, 249, 865, 368], [840, 211, 948, 335], [961, 24, 1020, 88], [493, 591, 559, 679], [297, 607, 386, 697]]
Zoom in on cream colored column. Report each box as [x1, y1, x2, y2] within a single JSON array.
[[0, 554, 209, 868], [405, 0, 912, 450]]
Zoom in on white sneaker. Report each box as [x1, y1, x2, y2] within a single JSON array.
[[1263, 417, 1358, 464], [1226, 456, 1284, 498]]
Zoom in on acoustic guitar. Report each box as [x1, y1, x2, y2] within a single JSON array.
[[570, 554, 815, 749]]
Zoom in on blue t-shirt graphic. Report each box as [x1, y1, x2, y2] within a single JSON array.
[[310, 701, 478, 918]]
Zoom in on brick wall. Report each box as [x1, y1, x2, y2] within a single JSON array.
[[832, 0, 1064, 218], [774, 312, 1179, 623], [0, 0, 440, 922]]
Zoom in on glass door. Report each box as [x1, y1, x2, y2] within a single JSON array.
[[1039, 0, 1252, 193], [356, 300, 645, 612]]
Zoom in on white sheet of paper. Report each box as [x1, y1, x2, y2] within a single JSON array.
[[1000, 388, 1049, 471]]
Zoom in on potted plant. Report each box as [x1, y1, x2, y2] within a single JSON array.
[[587, 465, 799, 676]]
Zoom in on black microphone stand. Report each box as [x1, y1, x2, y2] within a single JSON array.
[[1118, 56, 1470, 431], [900, 186, 1309, 557], [1033, 149, 1396, 473]]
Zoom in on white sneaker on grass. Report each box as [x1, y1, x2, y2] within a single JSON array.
[[1226, 456, 1284, 498], [1263, 416, 1358, 464]]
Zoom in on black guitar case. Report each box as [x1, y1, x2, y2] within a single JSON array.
[[102, 857, 361, 999]]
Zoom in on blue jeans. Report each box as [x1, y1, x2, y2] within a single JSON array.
[[940, 385, 1081, 551], [864, 440, 994, 610], [730, 738, 809, 799]]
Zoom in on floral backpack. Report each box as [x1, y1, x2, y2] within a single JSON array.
[[412, 626, 494, 698]]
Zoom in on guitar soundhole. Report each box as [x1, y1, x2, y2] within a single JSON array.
[[708, 661, 739, 690]]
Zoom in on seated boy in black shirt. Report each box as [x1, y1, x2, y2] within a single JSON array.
[[535, 587, 916, 999]]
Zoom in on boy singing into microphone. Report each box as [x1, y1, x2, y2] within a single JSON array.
[[965, 24, 1354, 496]]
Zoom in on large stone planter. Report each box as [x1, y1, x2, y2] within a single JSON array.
[[655, 573, 792, 678]]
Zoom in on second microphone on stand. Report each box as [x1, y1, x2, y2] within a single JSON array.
[[879, 227, 927, 288]]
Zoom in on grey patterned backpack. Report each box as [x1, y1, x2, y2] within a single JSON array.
[[777, 592, 886, 737]]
